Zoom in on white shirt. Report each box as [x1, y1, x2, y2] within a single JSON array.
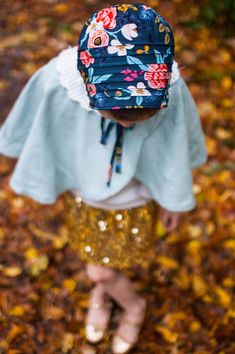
[[71, 178, 153, 210]]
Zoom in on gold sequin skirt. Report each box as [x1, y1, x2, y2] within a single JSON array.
[[61, 191, 158, 273]]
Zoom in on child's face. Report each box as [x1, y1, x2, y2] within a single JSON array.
[[98, 109, 160, 128]]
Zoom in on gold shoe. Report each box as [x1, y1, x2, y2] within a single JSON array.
[[111, 300, 146, 354], [85, 300, 112, 344]]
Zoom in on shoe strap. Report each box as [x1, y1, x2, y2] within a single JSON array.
[[90, 300, 112, 310], [121, 314, 145, 328]]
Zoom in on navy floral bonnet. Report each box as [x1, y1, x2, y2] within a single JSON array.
[[77, 3, 175, 110]]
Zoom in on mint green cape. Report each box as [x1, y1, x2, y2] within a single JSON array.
[[0, 56, 207, 211]]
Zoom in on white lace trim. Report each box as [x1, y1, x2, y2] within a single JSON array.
[[55, 45, 180, 111], [55, 45, 93, 111]]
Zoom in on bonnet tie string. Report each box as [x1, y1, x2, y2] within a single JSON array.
[[100, 117, 124, 187]]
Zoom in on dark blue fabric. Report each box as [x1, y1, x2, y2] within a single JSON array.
[[77, 3, 175, 110]]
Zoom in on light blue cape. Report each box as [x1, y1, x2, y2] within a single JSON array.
[[0, 56, 207, 211]]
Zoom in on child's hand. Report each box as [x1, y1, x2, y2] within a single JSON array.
[[159, 207, 183, 232]]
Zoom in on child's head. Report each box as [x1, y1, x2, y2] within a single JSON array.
[[77, 3, 174, 123]]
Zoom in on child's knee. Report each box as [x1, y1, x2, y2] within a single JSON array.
[[86, 263, 118, 282]]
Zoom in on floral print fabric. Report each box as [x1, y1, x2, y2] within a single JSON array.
[[77, 3, 175, 110]]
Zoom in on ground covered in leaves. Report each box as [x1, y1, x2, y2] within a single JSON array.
[[0, 0, 235, 353]]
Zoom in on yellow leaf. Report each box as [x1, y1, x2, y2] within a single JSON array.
[[202, 294, 213, 303], [25, 247, 38, 259], [219, 49, 231, 63], [223, 239, 235, 252], [215, 128, 232, 140], [14, 12, 29, 25], [44, 306, 64, 320], [155, 325, 178, 343], [167, 233, 180, 244], [227, 309, 235, 318], [192, 275, 208, 297], [186, 240, 202, 254], [136, 49, 144, 54], [150, 0, 159, 7], [54, 4, 69, 13], [221, 98, 234, 109], [222, 277, 235, 288], [163, 312, 187, 327], [0, 340, 8, 351], [0, 80, 9, 90], [62, 333, 74, 353], [205, 136, 217, 155], [7, 324, 24, 342], [187, 224, 202, 238], [20, 31, 40, 43], [22, 62, 39, 76], [193, 184, 202, 194], [63, 278, 77, 293], [206, 221, 215, 235], [53, 235, 68, 249], [9, 305, 25, 316], [173, 266, 190, 290], [0, 227, 5, 240], [155, 220, 167, 238], [220, 76, 233, 90], [156, 256, 179, 269], [12, 197, 25, 209], [214, 286, 231, 308], [30, 255, 49, 276], [189, 320, 201, 332], [3, 266, 22, 277], [217, 170, 231, 183], [144, 45, 149, 52]]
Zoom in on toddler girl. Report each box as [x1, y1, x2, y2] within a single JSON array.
[[0, 3, 207, 353]]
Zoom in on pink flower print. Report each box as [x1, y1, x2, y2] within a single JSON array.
[[88, 29, 109, 48], [130, 70, 138, 79], [122, 69, 145, 82], [144, 64, 168, 89], [96, 7, 117, 29], [87, 84, 96, 97], [124, 76, 135, 82], [80, 51, 95, 68], [121, 68, 132, 75], [112, 106, 121, 110], [142, 5, 152, 10]]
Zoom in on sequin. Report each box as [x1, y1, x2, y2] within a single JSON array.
[[131, 227, 139, 234], [98, 220, 107, 232], [102, 257, 110, 264], [117, 222, 124, 230], [115, 213, 123, 221], [85, 245, 92, 253], [75, 196, 82, 204], [61, 191, 158, 273]]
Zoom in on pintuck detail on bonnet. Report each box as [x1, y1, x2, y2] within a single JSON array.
[[56, 46, 180, 110], [77, 3, 175, 110]]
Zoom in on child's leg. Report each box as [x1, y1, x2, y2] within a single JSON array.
[[86, 263, 146, 345], [87, 264, 146, 314]]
